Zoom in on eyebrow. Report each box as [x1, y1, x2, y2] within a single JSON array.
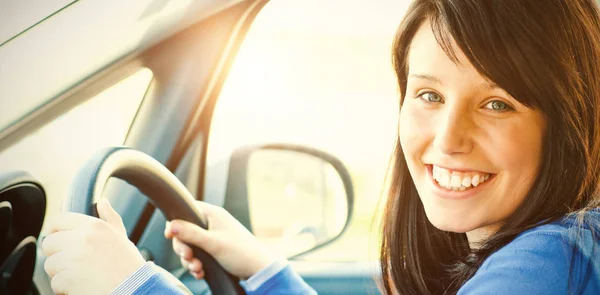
[[409, 73, 500, 91], [481, 81, 500, 91], [409, 74, 443, 85]]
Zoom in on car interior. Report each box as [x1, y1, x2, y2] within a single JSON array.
[[0, 0, 400, 294]]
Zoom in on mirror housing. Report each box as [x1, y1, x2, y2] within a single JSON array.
[[223, 143, 354, 259]]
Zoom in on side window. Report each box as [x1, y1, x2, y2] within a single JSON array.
[[208, 2, 401, 261], [0, 68, 152, 232]]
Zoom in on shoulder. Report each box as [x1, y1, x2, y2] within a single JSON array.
[[458, 210, 600, 295]]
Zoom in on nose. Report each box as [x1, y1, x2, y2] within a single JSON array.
[[432, 108, 473, 155]]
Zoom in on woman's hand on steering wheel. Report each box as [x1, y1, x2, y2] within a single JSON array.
[[41, 198, 146, 295], [165, 201, 277, 280]]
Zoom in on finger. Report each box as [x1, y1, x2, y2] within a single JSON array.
[[50, 270, 73, 295], [191, 269, 205, 279], [41, 231, 73, 257], [180, 256, 191, 270], [46, 212, 97, 234], [168, 220, 215, 253], [97, 198, 126, 235], [189, 259, 203, 273], [44, 250, 70, 278], [173, 238, 193, 260], [165, 221, 172, 239]]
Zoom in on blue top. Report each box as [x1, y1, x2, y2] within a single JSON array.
[[113, 210, 599, 294], [458, 210, 600, 294]]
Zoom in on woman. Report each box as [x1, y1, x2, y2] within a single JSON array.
[[41, 0, 600, 294]]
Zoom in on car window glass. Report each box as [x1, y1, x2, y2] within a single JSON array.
[[208, 1, 405, 261], [0, 68, 152, 233]]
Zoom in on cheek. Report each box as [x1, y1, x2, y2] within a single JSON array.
[[483, 117, 544, 193], [492, 125, 541, 171], [398, 103, 431, 154], [399, 103, 435, 184]]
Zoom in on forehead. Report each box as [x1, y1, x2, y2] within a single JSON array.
[[406, 22, 489, 86]]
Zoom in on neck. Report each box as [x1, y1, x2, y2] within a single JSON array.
[[466, 223, 501, 249]]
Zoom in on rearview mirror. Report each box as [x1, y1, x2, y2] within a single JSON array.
[[224, 144, 353, 259]]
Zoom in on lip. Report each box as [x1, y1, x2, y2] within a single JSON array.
[[426, 164, 495, 200], [427, 163, 492, 174]]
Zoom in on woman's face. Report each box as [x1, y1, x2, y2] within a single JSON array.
[[399, 23, 546, 242]]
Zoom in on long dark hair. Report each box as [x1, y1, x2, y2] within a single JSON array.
[[380, 0, 600, 294]]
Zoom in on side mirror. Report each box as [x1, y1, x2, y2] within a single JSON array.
[[224, 144, 354, 259]]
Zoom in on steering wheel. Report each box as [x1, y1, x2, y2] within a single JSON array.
[[63, 147, 244, 295]]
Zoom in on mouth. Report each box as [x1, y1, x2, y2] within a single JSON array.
[[426, 164, 496, 199]]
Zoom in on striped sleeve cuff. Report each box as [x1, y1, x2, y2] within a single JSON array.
[[111, 261, 158, 295], [239, 259, 289, 292]]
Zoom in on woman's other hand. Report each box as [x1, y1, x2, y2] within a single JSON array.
[[164, 201, 276, 280], [41, 198, 146, 295]]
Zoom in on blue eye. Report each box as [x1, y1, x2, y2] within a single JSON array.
[[417, 92, 443, 103], [485, 100, 512, 112]]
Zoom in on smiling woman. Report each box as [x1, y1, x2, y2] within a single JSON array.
[[5, 0, 599, 294], [381, 0, 600, 294], [400, 21, 546, 239]]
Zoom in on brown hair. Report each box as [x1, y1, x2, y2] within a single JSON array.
[[381, 0, 600, 294]]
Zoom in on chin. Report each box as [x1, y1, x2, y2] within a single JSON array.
[[422, 205, 482, 233]]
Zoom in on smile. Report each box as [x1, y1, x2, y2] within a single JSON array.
[[427, 164, 495, 193], [432, 165, 491, 190]]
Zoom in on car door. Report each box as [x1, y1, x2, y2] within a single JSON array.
[[0, 1, 268, 294]]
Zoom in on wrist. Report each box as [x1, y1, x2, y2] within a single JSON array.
[[112, 243, 148, 291], [240, 258, 289, 291], [243, 250, 279, 279]]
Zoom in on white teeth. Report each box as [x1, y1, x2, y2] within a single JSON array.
[[431, 165, 490, 190], [461, 176, 472, 188], [450, 175, 461, 188], [440, 174, 450, 188]]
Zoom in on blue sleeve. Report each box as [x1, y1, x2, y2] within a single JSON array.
[[113, 260, 316, 295], [111, 262, 189, 295], [243, 265, 317, 295], [131, 273, 189, 295], [457, 227, 598, 295], [240, 259, 289, 291], [125, 265, 316, 295]]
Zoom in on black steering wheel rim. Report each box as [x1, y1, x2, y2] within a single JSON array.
[[64, 147, 244, 295]]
